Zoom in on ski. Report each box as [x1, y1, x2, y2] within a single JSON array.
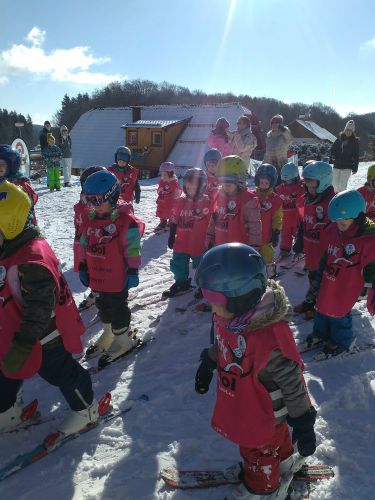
[[80, 328, 139, 364], [0, 394, 149, 482], [312, 343, 375, 362], [160, 463, 334, 490], [87, 336, 154, 375]]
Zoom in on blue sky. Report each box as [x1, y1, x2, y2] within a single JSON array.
[[1, 0, 374, 124]]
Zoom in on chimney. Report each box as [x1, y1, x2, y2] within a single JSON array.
[[132, 106, 141, 123]]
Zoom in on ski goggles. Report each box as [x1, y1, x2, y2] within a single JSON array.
[[201, 288, 227, 305], [80, 193, 106, 207]]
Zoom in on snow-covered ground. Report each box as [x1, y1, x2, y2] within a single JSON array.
[[1, 164, 375, 500]]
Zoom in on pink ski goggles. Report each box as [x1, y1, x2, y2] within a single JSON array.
[[81, 193, 106, 207], [201, 288, 227, 305]]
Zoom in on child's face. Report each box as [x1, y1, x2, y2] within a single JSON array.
[[337, 218, 354, 232], [47, 137, 55, 146], [304, 178, 318, 195], [161, 171, 170, 181], [211, 303, 235, 319], [184, 178, 199, 198], [117, 159, 127, 167], [222, 182, 238, 195], [259, 178, 270, 190], [0, 160, 8, 177], [206, 160, 217, 175], [95, 201, 112, 216]]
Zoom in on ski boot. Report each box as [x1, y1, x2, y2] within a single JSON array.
[[0, 400, 39, 433], [314, 339, 356, 361], [300, 333, 326, 352], [78, 291, 97, 311], [98, 326, 137, 367], [162, 278, 192, 299], [84, 323, 114, 360], [228, 473, 294, 499], [57, 398, 99, 436]]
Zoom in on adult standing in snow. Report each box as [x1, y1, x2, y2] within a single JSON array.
[[330, 120, 359, 193], [207, 117, 233, 157], [59, 125, 73, 187], [263, 115, 293, 178], [229, 115, 257, 168], [39, 120, 51, 151]]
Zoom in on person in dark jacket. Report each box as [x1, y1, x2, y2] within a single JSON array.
[[330, 120, 359, 192], [59, 125, 73, 187], [39, 120, 51, 151]]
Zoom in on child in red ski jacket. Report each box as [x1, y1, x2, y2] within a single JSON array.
[[275, 162, 305, 258], [357, 164, 375, 222], [155, 162, 182, 232], [195, 243, 316, 500], [79, 170, 144, 369], [205, 156, 261, 250], [303, 190, 375, 360], [162, 168, 212, 299], [203, 148, 222, 206], [108, 146, 141, 206]]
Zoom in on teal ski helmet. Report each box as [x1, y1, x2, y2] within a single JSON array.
[[328, 190, 366, 221], [302, 161, 332, 194], [281, 162, 299, 181]]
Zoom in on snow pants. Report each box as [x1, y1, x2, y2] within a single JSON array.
[[0, 339, 93, 413], [239, 422, 293, 494], [47, 167, 61, 190], [61, 157, 72, 184], [333, 168, 351, 193], [280, 213, 298, 253], [313, 310, 353, 348], [96, 288, 131, 330], [259, 242, 274, 265], [170, 252, 201, 282]]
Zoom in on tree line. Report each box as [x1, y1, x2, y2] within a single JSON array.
[[0, 109, 34, 147]]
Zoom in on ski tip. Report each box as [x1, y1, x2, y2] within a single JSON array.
[[98, 392, 112, 416]]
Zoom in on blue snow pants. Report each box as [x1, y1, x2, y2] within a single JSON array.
[[170, 252, 201, 282], [0, 339, 93, 412], [313, 310, 353, 348]]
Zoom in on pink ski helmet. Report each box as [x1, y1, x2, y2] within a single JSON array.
[[159, 162, 175, 173]]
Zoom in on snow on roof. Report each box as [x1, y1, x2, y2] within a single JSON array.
[[123, 119, 187, 128], [70, 103, 251, 170], [295, 119, 337, 143]]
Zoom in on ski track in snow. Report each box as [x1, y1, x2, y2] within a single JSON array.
[[1, 165, 374, 499]]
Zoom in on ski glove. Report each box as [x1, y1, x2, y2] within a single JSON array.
[[367, 288, 375, 315], [2, 335, 33, 374], [195, 348, 216, 395], [287, 407, 317, 457], [168, 223, 177, 250], [78, 262, 89, 287], [271, 229, 280, 248], [126, 269, 139, 289]]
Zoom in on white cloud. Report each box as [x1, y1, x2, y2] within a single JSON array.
[[0, 27, 126, 85], [360, 36, 375, 50]]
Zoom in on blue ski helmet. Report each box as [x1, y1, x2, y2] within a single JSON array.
[[203, 148, 222, 166], [303, 159, 316, 171], [183, 168, 208, 198], [0, 145, 21, 181], [302, 161, 332, 194], [82, 170, 120, 208], [255, 163, 277, 188], [80, 165, 106, 189], [195, 243, 267, 313], [115, 146, 131, 164], [328, 190, 366, 221], [281, 162, 299, 181]]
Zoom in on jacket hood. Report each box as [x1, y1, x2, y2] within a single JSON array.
[[246, 280, 292, 330]]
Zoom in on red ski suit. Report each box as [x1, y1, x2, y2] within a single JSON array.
[[276, 181, 305, 252], [156, 178, 182, 220], [0, 238, 84, 379], [108, 164, 139, 204], [171, 194, 212, 256], [357, 185, 375, 222], [316, 222, 375, 317]]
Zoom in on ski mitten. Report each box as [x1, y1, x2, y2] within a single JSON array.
[[287, 408, 317, 457], [2, 335, 33, 374], [126, 269, 139, 289], [367, 288, 375, 315], [195, 348, 216, 394]]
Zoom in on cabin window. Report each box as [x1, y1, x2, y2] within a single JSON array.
[[128, 130, 138, 146], [152, 131, 162, 147]]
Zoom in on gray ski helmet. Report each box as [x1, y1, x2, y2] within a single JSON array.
[[115, 146, 131, 163], [183, 168, 208, 197]]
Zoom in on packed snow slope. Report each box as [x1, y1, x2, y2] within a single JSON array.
[[1, 164, 375, 500]]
